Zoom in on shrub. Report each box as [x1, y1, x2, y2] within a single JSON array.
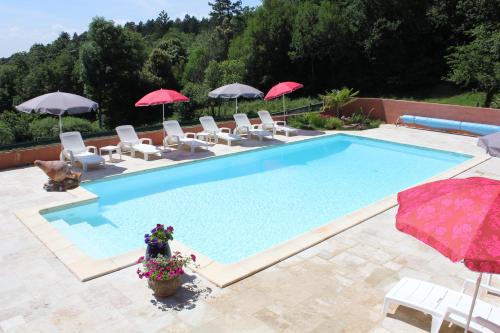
[[288, 114, 312, 130], [0, 121, 14, 145], [324, 117, 344, 130], [308, 113, 327, 129], [30, 116, 99, 141], [30, 117, 59, 141], [369, 119, 384, 128], [0, 111, 34, 142], [62, 117, 100, 134], [319, 87, 359, 117]]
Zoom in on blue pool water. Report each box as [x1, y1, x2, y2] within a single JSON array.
[[43, 134, 470, 263]]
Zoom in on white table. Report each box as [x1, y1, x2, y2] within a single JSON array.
[[99, 145, 122, 162], [196, 132, 214, 143]]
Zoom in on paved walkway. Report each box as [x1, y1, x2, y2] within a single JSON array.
[[0, 125, 498, 332]]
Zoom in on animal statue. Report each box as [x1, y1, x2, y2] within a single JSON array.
[[34, 160, 81, 191]]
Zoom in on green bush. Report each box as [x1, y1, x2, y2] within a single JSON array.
[[287, 113, 344, 130], [62, 117, 99, 134], [30, 116, 99, 141], [308, 113, 327, 129], [0, 111, 34, 142], [30, 117, 59, 141], [368, 119, 384, 128], [324, 117, 344, 130], [288, 114, 312, 130], [0, 121, 15, 145]]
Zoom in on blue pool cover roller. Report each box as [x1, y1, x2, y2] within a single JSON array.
[[399, 115, 500, 136]]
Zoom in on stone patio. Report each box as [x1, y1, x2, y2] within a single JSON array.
[[0, 125, 498, 332]]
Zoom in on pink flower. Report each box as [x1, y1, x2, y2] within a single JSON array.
[[190, 254, 196, 262], [137, 256, 144, 263], [166, 226, 174, 233]]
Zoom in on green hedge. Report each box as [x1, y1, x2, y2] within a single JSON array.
[[30, 117, 100, 141], [0, 121, 15, 145], [0, 111, 33, 142]]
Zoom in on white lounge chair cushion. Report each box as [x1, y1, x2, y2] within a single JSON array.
[[276, 125, 298, 133], [74, 151, 104, 162], [218, 133, 241, 141], [250, 129, 272, 136], [132, 143, 160, 154], [181, 138, 207, 147]]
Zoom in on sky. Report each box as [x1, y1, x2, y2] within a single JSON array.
[[0, 0, 261, 58]]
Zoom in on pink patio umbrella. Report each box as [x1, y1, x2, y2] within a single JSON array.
[[264, 81, 304, 120], [396, 177, 500, 332], [135, 89, 190, 122]]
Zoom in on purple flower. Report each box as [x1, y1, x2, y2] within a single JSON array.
[[166, 226, 174, 233], [190, 254, 196, 262]]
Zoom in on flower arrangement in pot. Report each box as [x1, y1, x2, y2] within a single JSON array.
[[137, 252, 196, 297], [144, 224, 173, 259]]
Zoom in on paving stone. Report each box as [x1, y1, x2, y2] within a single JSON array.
[[0, 127, 498, 332]]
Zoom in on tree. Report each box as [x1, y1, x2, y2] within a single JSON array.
[[142, 36, 188, 89], [209, 0, 243, 24], [183, 31, 225, 84], [209, 0, 244, 57], [80, 17, 146, 127], [228, 0, 296, 88], [204, 59, 246, 89], [446, 25, 500, 107]]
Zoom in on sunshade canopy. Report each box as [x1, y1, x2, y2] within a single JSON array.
[[135, 89, 189, 107], [208, 83, 263, 99], [15, 91, 98, 116], [264, 81, 303, 100], [478, 131, 500, 157], [396, 177, 500, 274]]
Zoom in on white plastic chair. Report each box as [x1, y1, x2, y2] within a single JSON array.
[[258, 110, 298, 137], [59, 132, 105, 171], [383, 277, 500, 333], [115, 125, 160, 161], [163, 120, 208, 153], [233, 113, 273, 141], [199, 116, 242, 146]]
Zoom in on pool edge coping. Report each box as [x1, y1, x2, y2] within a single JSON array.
[[13, 133, 490, 287]]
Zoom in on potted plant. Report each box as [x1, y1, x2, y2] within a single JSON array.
[[137, 252, 196, 297], [144, 224, 174, 259]]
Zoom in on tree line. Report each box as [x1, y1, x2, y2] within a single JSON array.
[[0, 0, 498, 144]]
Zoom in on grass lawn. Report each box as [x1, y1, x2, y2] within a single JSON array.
[[421, 91, 487, 107]]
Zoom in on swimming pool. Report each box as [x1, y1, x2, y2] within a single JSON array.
[[43, 134, 470, 264]]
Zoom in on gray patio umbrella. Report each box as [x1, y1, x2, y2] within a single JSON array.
[[15, 91, 99, 134], [208, 83, 264, 113], [478, 131, 500, 157]]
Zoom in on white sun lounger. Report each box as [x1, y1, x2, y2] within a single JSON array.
[[115, 125, 160, 161], [383, 277, 500, 333], [199, 116, 242, 146], [60, 132, 105, 171], [233, 113, 273, 141], [163, 120, 208, 153], [258, 110, 298, 137]]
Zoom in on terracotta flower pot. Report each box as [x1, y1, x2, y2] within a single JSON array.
[[148, 277, 181, 297]]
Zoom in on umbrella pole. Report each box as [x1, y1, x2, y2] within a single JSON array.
[[465, 272, 483, 332], [235, 98, 238, 114], [162, 104, 165, 122], [59, 114, 62, 134], [282, 95, 286, 123]]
